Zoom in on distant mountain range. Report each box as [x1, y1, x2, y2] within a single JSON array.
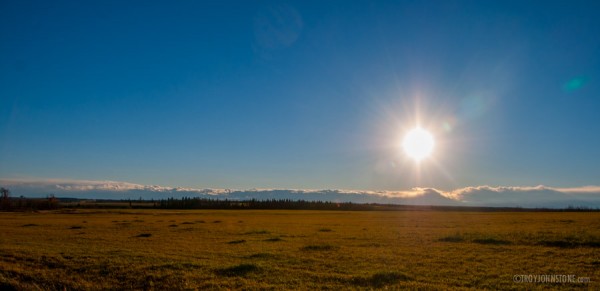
[[1, 178, 599, 209]]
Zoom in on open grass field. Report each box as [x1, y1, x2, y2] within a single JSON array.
[[1, 209, 598, 290]]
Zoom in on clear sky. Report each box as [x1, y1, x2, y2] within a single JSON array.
[[1, 0, 599, 191]]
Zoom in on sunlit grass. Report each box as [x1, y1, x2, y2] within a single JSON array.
[[0, 210, 598, 289]]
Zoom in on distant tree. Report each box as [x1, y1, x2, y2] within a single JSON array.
[[17, 195, 24, 208], [47, 194, 58, 209], [1, 187, 11, 210], [0, 187, 8, 199]]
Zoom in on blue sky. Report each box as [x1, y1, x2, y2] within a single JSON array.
[[1, 0, 599, 192]]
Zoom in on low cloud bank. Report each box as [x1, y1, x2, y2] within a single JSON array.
[[1, 178, 599, 208]]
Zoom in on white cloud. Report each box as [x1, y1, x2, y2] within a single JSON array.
[[0, 178, 229, 195], [555, 186, 600, 194], [444, 185, 600, 207]]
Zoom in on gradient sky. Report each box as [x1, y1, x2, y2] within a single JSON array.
[[1, 0, 599, 191]]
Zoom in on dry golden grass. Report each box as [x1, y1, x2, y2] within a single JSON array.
[[1, 210, 599, 289]]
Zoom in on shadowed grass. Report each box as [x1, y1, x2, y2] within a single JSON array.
[[439, 233, 510, 245], [438, 233, 465, 242], [538, 239, 600, 248], [558, 219, 575, 223], [146, 263, 202, 271], [0, 281, 17, 291], [228, 239, 246, 244], [264, 237, 283, 242], [439, 231, 600, 248], [472, 238, 511, 245], [351, 271, 412, 287], [215, 263, 261, 277], [301, 244, 336, 251], [246, 253, 276, 259], [135, 233, 152, 238]]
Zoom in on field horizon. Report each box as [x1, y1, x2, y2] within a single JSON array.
[[2, 1, 600, 289]]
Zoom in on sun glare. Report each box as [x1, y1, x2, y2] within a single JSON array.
[[402, 128, 434, 162]]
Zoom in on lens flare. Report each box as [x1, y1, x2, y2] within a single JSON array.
[[563, 77, 586, 93]]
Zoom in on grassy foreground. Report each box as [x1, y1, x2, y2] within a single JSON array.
[[0, 210, 598, 290]]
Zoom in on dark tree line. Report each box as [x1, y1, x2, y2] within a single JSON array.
[[139, 197, 600, 211], [155, 197, 368, 210], [0, 188, 60, 211]]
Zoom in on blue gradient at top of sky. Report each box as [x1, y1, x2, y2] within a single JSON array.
[[1, 0, 599, 190]]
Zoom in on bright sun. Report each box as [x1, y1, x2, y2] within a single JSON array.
[[402, 128, 434, 162]]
